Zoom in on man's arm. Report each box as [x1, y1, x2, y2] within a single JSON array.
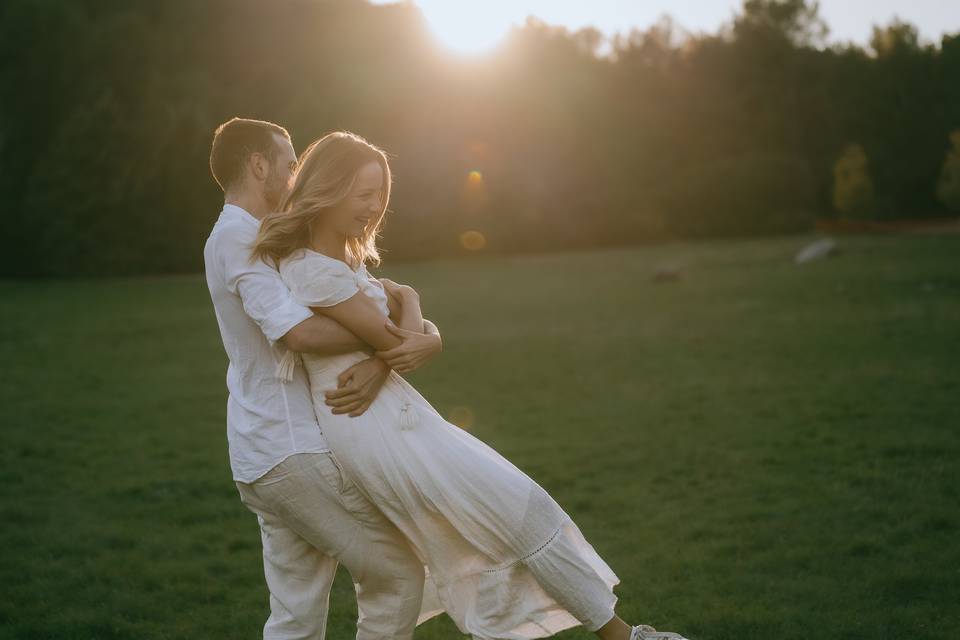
[[282, 315, 368, 355], [219, 227, 372, 355]]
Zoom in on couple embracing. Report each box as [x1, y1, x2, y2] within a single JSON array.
[[203, 117, 690, 640]]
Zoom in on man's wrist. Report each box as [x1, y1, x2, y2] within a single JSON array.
[[373, 354, 393, 371]]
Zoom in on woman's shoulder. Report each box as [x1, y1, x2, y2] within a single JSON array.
[[280, 248, 359, 281], [279, 249, 368, 307]]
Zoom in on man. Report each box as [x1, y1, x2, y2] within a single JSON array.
[[203, 117, 442, 639]]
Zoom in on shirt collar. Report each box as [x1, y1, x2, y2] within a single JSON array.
[[221, 204, 260, 226]]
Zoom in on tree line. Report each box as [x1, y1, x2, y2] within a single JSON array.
[[1, 0, 958, 276]]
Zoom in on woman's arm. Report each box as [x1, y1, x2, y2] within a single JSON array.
[[385, 290, 440, 337], [311, 288, 423, 352], [394, 289, 424, 333], [373, 286, 441, 373], [383, 286, 404, 325], [380, 278, 423, 332]]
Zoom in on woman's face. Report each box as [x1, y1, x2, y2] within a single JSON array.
[[325, 161, 384, 238]]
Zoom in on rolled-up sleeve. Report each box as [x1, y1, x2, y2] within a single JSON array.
[[219, 231, 313, 345]]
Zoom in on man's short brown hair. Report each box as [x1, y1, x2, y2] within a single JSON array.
[[209, 117, 291, 191]]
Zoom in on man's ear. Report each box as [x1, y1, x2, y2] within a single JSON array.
[[249, 152, 270, 182]]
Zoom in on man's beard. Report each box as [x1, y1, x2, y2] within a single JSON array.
[[264, 169, 286, 211]]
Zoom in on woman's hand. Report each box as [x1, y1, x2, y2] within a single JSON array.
[[378, 277, 418, 302], [375, 321, 442, 374]]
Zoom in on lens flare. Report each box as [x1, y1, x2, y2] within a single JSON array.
[[448, 406, 475, 430], [459, 230, 487, 251]]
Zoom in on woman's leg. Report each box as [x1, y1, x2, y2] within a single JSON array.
[[595, 615, 633, 640], [518, 520, 652, 640], [517, 518, 619, 631]]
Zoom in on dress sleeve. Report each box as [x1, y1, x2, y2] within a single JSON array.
[[280, 252, 362, 308]]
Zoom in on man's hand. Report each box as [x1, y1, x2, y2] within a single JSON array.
[[325, 357, 391, 417], [374, 321, 442, 374]]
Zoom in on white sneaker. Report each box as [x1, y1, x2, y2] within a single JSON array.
[[630, 624, 690, 640]]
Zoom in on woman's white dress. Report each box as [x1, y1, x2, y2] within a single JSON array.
[[279, 248, 620, 640]]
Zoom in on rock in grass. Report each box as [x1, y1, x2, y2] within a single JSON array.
[[652, 266, 683, 282], [795, 238, 839, 264]]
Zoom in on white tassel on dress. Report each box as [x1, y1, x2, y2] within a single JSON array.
[[399, 400, 419, 430], [275, 350, 301, 382]]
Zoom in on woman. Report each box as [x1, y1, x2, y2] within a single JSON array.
[[251, 131, 690, 640]]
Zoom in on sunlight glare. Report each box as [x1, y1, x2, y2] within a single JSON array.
[[418, 3, 515, 55]]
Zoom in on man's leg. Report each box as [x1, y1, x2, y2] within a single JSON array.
[[237, 478, 339, 640], [243, 453, 425, 640]]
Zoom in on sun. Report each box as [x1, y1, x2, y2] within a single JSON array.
[[415, 2, 516, 55]]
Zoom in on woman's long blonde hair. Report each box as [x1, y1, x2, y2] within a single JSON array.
[[251, 131, 391, 269]]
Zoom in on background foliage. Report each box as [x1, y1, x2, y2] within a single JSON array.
[[1, 0, 958, 275]]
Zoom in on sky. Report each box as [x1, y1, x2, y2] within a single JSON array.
[[372, 0, 960, 55]]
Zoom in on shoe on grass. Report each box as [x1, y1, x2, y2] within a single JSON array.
[[630, 624, 690, 640]]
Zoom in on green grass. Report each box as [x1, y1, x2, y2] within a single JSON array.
[[1, 233, 958, 640]]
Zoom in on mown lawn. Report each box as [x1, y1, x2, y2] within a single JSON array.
[[1, 233, 958, 640]]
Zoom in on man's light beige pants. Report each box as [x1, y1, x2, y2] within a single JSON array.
[[235, 452, 425, 640]]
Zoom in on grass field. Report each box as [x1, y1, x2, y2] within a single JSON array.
[[1, 233, 958, 640]]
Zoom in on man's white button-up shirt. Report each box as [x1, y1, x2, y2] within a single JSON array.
[[204, 204, 330, 483]]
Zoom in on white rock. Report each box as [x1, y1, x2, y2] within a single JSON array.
[[795, 238, 839, 264]]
